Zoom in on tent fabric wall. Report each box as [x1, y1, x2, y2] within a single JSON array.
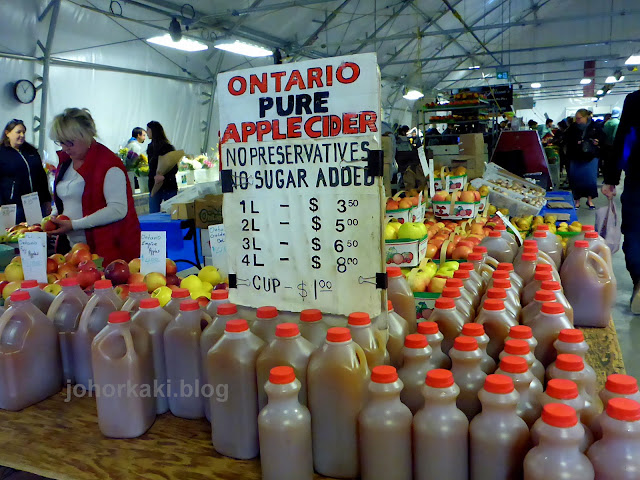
[[0, 58, 38, 144]]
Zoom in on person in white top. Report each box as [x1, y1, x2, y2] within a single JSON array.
[[125, 127, 146, 156]]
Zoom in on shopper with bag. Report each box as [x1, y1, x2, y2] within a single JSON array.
[[602, 90, 640, 313], [147, 121, 178, 213]]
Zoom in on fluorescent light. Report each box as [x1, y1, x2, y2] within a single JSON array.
[[214, 40, 272, 57], [440, 99, 450, 104], [530, 83, 541, 89], [580, 78, 592, 85], [469, 65, 480, 70], [605, 75, 624, 83], [147, 34, 208, 52], [625, 55, 640, 65], [597, 89, 604, 95], [403, 89, 424, 100]]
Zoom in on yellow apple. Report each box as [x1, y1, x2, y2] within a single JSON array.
[[4, 263, 24, 283], [198, 266, 221, 286], [43, 283, 62, 296], [384, 224, 398, 240], [144, 272, 166, 293], [397, 222, 427, 241], [180, 274, 202, 292], [200, 281, 214, 292], [151, 286, 173, 307]]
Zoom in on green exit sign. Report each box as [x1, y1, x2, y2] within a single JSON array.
[[497, 71, 509, 80]]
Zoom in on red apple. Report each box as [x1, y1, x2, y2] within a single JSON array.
[[0, 281, 8, 296], [70, 248, 92, 266], [166, 274, 180, 287], [70, 242, 90, 254], [78, 259, 97, 271], [27, 225, 43, 232], [46, 258, 58, 274], [129, 272, 144, 284], [77, 267, 101, 289], [58, 264, 78, 279], [195, 296, 209, 308], [57, 215, 70, 222], [144, 272, 166, 293], [104, 260, 130, 285], [214, 283, 228, 290], [168, 285, 181, 292], [165, 258, 177, 276], [114, 284, 130, 300]]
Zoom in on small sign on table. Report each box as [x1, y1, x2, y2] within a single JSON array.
[[208, 224, 227, 277], [1, 204, 17, 231], [140, 231, 167, 276], [21, 192, 43, 226], [18, 232, 47, 283]]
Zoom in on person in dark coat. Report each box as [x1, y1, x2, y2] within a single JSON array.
[[0, 119, 51, 223], [565, 109, 605, 209], [146, 121, 177, 213]]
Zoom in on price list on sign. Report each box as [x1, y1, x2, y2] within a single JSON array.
[[218, 53, 385, 317]]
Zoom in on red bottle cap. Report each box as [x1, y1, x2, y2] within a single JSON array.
[[300, 309, 322, 322], [171, 288, 190, 298], [108, 311, 130, 324], [523, 239, 537, 247], [607, 398, 640, 422], [509, 325, 532, 339], [582, 225, 595, 232], [326, 327, 351, 342], [275, 323, 300, 337], [558, 329, 584, 343], [225, 319, 249, 332], [217, 303, 238, 315], [435, 297, 456, 309], [500, 356, 528, 374], [269, 366, 296, 384], [523, 246, 539, 255], [605, 374, 639, 395], [484, 374, 514, 394], [426, 369, 454, 388], [492, 270, 510, 279], [492, 279, 512, 290], [211, 290, 229, 300], [534, 271, 553, 282], [542, 403, 578, 428], [453, 270, 470, 279], [533, 231, 546, 238], [94, 279, 112, 290], [180, 300, 200, 312], [487, 288, 507, 300], [467, 253, 483, 261], [534, 290, 556, 302], [574, 240, 589, 248], [387, 300, 394, 312], [20, 280, 38, 288], [462, 323, 485, 337], [536, 224, 550, 231], [521, 253, 538, 262], [540, 280, 561, 291], [417, 322, 439, 335], [257, 306, 278, 319], [541, 302, 565, 315], [441, 287, 461, 298], [584, 232, 599, 239], [348, 312, 371, 326], [60, 278, 79, 287], [504, 339, 530, 355], [445, 278, 464, 288], [556, 354, 584, 372], [489, 231, 501, 238], [536, 263, 552, 272], [129, 283, 148, 292], [494, 224, 506, 231], [453, 336, 477, 351], [404, 333, 428, 349], [473, 246, 487, 254], [546, 379, 579, 399], [459, 263, 474, 271], [497, 263, 514, 272], [371, 365, 399, 383], [386, 267, 402, 278], [482, 298, 505, 311], [10, 291, 30, 302], [139, 298, 160, 309]]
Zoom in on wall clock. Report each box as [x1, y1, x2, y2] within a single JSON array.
[[14, 79, 36, 104]]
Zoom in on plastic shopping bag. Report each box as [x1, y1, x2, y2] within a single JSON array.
[[595, 199, 622, 254]]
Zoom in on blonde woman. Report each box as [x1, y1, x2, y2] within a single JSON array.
[[48, 108, 141, 263]]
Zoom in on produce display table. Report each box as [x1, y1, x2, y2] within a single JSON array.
[[539, 190, 578, 224], [0, 322, 625, 480]]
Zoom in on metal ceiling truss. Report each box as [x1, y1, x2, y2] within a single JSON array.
[[350, 0, 414, 55]]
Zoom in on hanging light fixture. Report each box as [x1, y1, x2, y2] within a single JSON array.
[[403, 88, 424, 100]]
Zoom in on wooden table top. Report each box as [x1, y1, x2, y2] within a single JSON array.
[[0, 319, 626, 480]]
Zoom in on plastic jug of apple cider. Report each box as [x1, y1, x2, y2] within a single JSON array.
[[488, 273, 520, 300], [413, 369, 468, 480], [475, 298, 518, 360], [347, 312, 389, 368], [297, 309, 328, 348], [531, 224, 563, 265], [483, 279, 520, 318], [387, 267, 416, 333], [561, 241, 616, 328], [494, 224, 519, 255], [387, 301, 409, 368], [513, 252, 539, 286], [208, 319, 265, 459], [506, 324, 537, 351], [359, 365, 412, 480], [524, 403, 595, 480], [204, 289, 230, 319], [398, 334, 433, 414], [163, 288, 190, 317], [429, 297, 466, 354], [496, 262, 524, 292], [566, 224, 595, 253], [587, 397, 640, 479], [47, 277, 89, 384], [91, 311, 155, 438], [537, 378, 593, 452], [163, 300, 211, 419], [521, 269, 554, 306], [417, 321, 450, 369], [591, 374, 640, 441], [551, 329, 597, 395], [251, 306, 283, 343], [481, 287, 520, 320], [546, 353, 603, 427], [539, 280, 574, 323], [458, 262, 485, 294], [16, 280, 55, 314], [499, 339, 545, 384], [473, 245, 499, 267], [584, 230, 614, 271], [450, 336, 487, 420], [258, 366, 313, 480], [121, 283, 150, 315], [256, 323, 314, 410], [467, 252, 494, 288], [460, 323, 496, 374], [528, 303, 573, 367], [521, 289, 556, 327], [479, 231, 516, 263], [446, 276, 478, 311], [74, 280, 123, 390], [130, 298, 172, 415], [441, 286, 474, 320], [307, 327, 369, 478], [496, 356, 542, 427], [0, 291, 61, 410], [470, 374, 530, 480]]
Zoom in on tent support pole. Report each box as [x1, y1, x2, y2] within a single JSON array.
[[38, 0, 61, 156]]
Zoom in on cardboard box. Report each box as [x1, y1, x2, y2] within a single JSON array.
[[459, 133, 485, 156], [414, 292, 440, 321], [432, 200, 478, 219], [194, 195, 223, 228], [384, 235, 429, 268], [170, 202, 195, 220], [430, 144, 460, 155]]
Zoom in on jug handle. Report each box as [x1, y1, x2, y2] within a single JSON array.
[[479, 263, 494, 278], [353, 343, 369, 375], [373, 329, 388, 356], [586, 250, 612, 283], [485, 255, 499, 268]]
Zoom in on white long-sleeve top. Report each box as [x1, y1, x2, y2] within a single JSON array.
[[54, 165, 128, 245]]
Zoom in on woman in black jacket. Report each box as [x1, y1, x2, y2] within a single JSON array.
[[146, 121, 177, 213], [0, 119, 51, 223]]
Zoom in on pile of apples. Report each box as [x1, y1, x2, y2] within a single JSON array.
[[385, 188, 423, 211], [405, 259, 461, 293]]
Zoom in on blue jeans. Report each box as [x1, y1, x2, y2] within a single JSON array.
[[149, 189, 177, 214]]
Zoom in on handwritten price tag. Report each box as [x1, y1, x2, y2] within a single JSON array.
[[1, 204, 17, 231], [140, 231, 167, 276], [21, 192, 43, 226], [208, 224, 227, 277], [419, 148, 435, 198], [18, 232, 47, 283]]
